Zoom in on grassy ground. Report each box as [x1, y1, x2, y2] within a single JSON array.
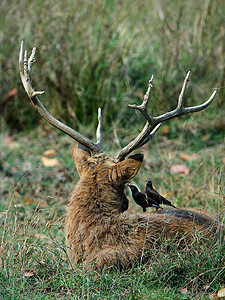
[[1, 0, 224, 130], [0, 118, 224, 299], [0, 1, 224, 298]]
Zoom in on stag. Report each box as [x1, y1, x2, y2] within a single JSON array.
[[19, 42, 217, 269]]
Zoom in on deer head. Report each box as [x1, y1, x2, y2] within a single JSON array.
[[71, 141, 143, 215]]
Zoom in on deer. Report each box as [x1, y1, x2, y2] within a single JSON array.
[[19, 42, 218, 270]]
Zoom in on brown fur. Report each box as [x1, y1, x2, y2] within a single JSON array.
[[65, 141, 215, 270]]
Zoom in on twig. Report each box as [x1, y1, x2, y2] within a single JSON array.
[[202, 266, 225, 297], [186, 266, 224, 286], [217, 168, 222, 237]]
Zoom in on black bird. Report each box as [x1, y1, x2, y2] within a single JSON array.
[[128, 185, 160, 212], [128, 185, 148, 212], [147, 196, 162, 210], [121, 192, 129, 212], [145, 180, 176, 208]]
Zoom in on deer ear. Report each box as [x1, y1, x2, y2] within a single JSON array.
[[109, 153, 144, 182], [72, 141, 91, 175]]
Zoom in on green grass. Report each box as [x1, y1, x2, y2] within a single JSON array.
[[0, 126, 224, 299], [0, 0, 224, 130]]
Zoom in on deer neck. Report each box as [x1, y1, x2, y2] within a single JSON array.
[[68, 175, 123, 223]]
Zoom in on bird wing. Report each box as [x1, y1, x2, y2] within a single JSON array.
[[148, 187, 176, 208], [135, 193, 148, 205]]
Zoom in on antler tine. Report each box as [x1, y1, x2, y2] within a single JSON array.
[[128, 75, 154, 124], [19, 41, 45, 99], [27, 46, 36, 74], [151, 72, 218, 124], [114, 76, 157, 162], [19, 42, 103, 155], [96, 108, 103, 152], [177, 71, 190, 110], [115, 72, 217, 162]]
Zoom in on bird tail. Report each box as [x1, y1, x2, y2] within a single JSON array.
[[161, 197, 176, 208]]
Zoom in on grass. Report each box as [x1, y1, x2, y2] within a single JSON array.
[[0, 1, 224, 297], [0, 0, 224, 130], [0, 123, 224, 299]]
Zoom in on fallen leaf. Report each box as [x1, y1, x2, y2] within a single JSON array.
[[218, 288, 225, 298], [41, 157, 60, 167], [43, 124, 51, 132], [39, 200, 47, 208], [43, 149, 57, 156], [2, 88, 17, 103], [170, 164, 190, 175], [180, 153, 197, 161], [202, 134, 210, 142], [179, 288, 188, 294], [4, 134, 13, 145], [22, 196, 33, 205], [7, 87, 18, 98], [35, 233, 46, 240], [208, 293, 217, 300], [23, 270, 35, 278], [4, 135, 20, 149], [161, 125, 171, 135]]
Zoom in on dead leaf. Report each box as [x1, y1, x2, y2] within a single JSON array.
[[39, 200, 47, 208], [41, 157, 60, 167], [4, 135, 20, 149], [222, 158, 225, 164], [2, 88, 17, 104], [34, 233, 46, 240], [7, 87, 18, 98], [179, 288, 188, 294], [43, 124, 51, 132], [43, 149, 57, 156], [218, 288, 225, 298], [23, 270, 35, 278], [180, 153, 197, 161], [22, 196, 33, 205], [170, 164, 190, 175], [202, 134, 210, 142], [161, 125, 171, 135], [209, 293, 217, 300]]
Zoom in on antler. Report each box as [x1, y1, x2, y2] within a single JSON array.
[[19, 41, 103, 155], [19, 42, 217, 161], [115, 72, 217, 162]]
